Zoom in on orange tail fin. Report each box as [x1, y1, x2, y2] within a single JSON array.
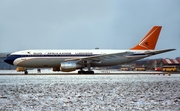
[[131, 26, 162, 50]]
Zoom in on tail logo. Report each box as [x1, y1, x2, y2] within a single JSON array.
[[131, 26, 162, 50], [145, 42, 149, 46]]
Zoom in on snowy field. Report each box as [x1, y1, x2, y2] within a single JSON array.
[[0, 69, 167, 74], [0, 74, 180, 110]]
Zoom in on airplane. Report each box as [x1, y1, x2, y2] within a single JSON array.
[[4, 26, 175, 74]]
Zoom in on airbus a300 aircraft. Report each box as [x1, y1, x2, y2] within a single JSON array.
[[4, 26, 175, 74]]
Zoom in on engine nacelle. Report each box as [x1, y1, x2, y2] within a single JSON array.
[[60, 61, 84, 72]]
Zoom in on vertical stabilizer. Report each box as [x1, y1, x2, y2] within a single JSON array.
[[131, 26, 162, 50]]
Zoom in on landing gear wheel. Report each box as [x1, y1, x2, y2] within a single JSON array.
[[78, 70, 86, 74], [78, 71, 82, 74], [37, 69, 41, 73], [78, 70, 94, 74], [84, 71, 94, 74], [88, 71, 94, 74], [90, 71, 94, 74], [24, 70, 28, 75], [86, 71, 90, 74]]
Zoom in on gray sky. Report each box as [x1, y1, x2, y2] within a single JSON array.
[[0, 0, 180, 58]]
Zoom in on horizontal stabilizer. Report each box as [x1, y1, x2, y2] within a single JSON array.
[[145, 49, 176, 55]]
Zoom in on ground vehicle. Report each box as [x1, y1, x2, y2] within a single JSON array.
[[120, 67, 130, 71], [155, 67, 162, 71], [134, 67, 146, 71], [16, 67, 26, 72], [162, 66, 179, 72]]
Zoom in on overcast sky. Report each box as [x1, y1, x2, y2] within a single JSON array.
[[0, 0, 180, 58]]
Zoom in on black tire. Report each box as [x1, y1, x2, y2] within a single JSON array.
[[90, 71, 94, 74], [24, 70, 28, 75], [86, 71, 94, 74], [82, 71, 86, 74], [78, 71, 86, 74]]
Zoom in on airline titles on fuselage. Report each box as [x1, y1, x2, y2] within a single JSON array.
[[32, 52, 93, 55]]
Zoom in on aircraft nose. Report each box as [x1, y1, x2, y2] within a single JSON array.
[[4, 57, 14, 65]]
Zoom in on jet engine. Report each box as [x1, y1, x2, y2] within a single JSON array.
[[60, 61, 84, 72]]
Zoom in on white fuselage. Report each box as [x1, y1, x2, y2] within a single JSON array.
[[6, 49, 148, 68]]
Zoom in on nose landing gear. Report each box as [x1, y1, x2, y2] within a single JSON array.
[[24, 69, 41, 75], [24, 70, 28, 74]]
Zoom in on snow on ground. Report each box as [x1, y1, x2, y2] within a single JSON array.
[[0, 69, 167, 74], [0, 75, 180, 110]]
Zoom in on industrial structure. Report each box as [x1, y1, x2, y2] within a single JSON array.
[[121, 58, 180, 71]]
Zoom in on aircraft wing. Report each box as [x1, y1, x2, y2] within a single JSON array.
[[65, 51, 134, 63], [65, 48, 175, 63]]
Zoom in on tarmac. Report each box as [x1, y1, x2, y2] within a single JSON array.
[[0, 70, 179, 75]]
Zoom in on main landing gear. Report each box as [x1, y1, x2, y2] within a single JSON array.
[[78, 70, 94, 74], [78, 63, 94, 74], [24, 70, 28, 75]]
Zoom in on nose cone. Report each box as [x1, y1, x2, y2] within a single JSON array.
[[4, 57, 14, 65]]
